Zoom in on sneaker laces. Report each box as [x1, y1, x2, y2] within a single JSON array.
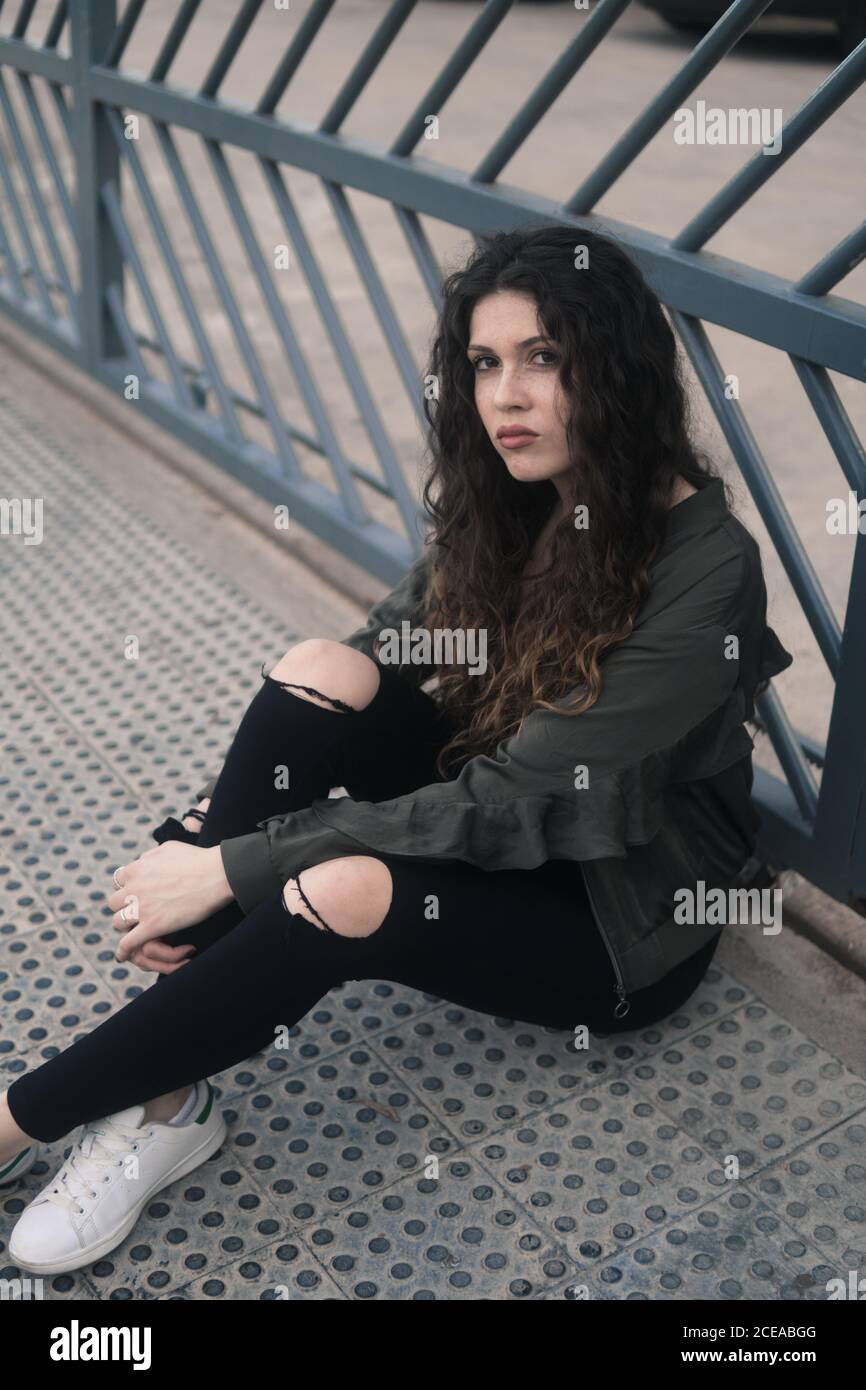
[[39, 1117, 151, 1215]]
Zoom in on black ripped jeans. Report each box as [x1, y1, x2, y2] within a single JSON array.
[[5, 661, 721, 1145]]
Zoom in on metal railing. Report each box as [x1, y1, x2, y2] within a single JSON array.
[[1, 0, 866, 915]]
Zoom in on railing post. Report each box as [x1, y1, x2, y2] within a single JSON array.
[[69, 0, 124, 369], [813, 526, 866, 914]]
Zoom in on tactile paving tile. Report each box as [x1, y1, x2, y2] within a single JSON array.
[[543, 1185, 849, 1300], [369, 1005, 620, 1144], [288, 1153, 573, 1299], [218, 1043, 464, 1225], [0, 923, 120, 1064], [463, 1076, 727, 1266], [158, 1242, 346, 1300], [743, 1112, 866, 1274], [205, 988, 446, 1104], [620, 1002, 866, 1177], [365, 967, 757, 1148]]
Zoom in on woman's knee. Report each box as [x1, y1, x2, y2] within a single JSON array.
[[269, 638, 381, 713], [282, 855, 393, 938]]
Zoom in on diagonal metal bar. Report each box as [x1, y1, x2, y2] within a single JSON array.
[[567, 0, 774, 214], [795, 219, 866, 296], [0, 197, 28, 301], [99, 175, 195, 409], [0, 68, 75, 310], [200, 0, 266, 101], [673, 37, 866, 252], [12, 68, 76, 246], [390, 0, 514, 157], [202, 137, 349, 488], [11, 0, 38, 40], [321, 179, 430, 449], [789, 356, 866, 495], [81, 68, 866, 380], [44, 0, 67, 51], [102, 0, 146, 69], [153, 121, 314, 483], [319, 0, 417, 135], [393, 205, 442, 309], [104, 277, 148, 379], [671, 308, 842, 677], [754, 686, 820, 824], [131, 326, 415, 505], [0, 91, 53, 317], [150, 0, 203, 83], [256, 0, 338, 116], [474, 0, 631, 184], [46, 70, 71, 140], [103, 104, 233, 428], [262, 155, 416, 526]]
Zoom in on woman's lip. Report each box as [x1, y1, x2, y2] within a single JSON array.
[[499, 432, 538, 447]]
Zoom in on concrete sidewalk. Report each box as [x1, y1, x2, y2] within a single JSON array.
[[0, 336, 864, 1301]]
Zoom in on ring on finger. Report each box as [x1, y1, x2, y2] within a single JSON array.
[[113, 867, 124, 889], [119, 904, 138, 924]]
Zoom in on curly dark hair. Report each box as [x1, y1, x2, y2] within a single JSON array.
[[380, 222, 730, 780]]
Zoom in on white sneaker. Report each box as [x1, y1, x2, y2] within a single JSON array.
[[0, 1144, 40, 1187], [8, 1079, 226, 1275]]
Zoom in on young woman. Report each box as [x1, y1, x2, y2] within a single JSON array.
[[0, 224, 792, 1275]]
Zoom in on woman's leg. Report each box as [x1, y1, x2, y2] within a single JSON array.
[[0, 643, 454, 1152], [151, 642, 455, 961], [2, 849, 721, 1147]]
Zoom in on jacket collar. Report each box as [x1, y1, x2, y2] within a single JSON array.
[[662, 476, 729, 544]]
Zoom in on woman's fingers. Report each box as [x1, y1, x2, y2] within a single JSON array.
[[141, 939, 197, 965], [129, 941, 197, 975]]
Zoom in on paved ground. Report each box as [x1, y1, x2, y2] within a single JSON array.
[[0, 339, 864, 1302]]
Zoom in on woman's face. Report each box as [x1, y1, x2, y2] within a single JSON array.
[[468, 289, 572, 497]]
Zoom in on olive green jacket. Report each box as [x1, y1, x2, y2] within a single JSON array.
[[205, 478, 793, 1009]]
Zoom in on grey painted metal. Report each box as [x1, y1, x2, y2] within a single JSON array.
[[567, 0, 775, 215], [69, 0, 123, 368], [0, 0, 865, 918], [673, 38, 866, 252]]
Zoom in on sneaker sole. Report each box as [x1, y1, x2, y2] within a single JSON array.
[[9, 1111, 228, 1276]]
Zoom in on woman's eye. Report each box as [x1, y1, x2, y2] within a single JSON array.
[[471, 350, 558, 371]]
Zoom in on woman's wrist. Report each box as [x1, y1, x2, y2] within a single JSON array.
[[201, 844, 235, 912]]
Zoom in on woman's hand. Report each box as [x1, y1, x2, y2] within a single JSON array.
[[108, 842, 234, 964]]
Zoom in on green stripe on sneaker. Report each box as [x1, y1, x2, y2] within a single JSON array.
[[0, 1147, 31, 1180], [194, 1081, 214, 1125]]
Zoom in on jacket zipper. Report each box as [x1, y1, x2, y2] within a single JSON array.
[[579, 863, 631, 1019]]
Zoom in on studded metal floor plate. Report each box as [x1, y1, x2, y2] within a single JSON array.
[[0, 393, 863, 1300]]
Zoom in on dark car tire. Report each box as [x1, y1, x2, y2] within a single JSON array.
[[838, 3, 866, 54], [652, 7, 711, 34]]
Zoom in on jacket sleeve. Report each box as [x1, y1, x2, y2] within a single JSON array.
[[219, 546, 762, 914]]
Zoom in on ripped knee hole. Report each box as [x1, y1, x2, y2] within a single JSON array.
[[262, 663, 358, 714], [280, 858, 393, 939]]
